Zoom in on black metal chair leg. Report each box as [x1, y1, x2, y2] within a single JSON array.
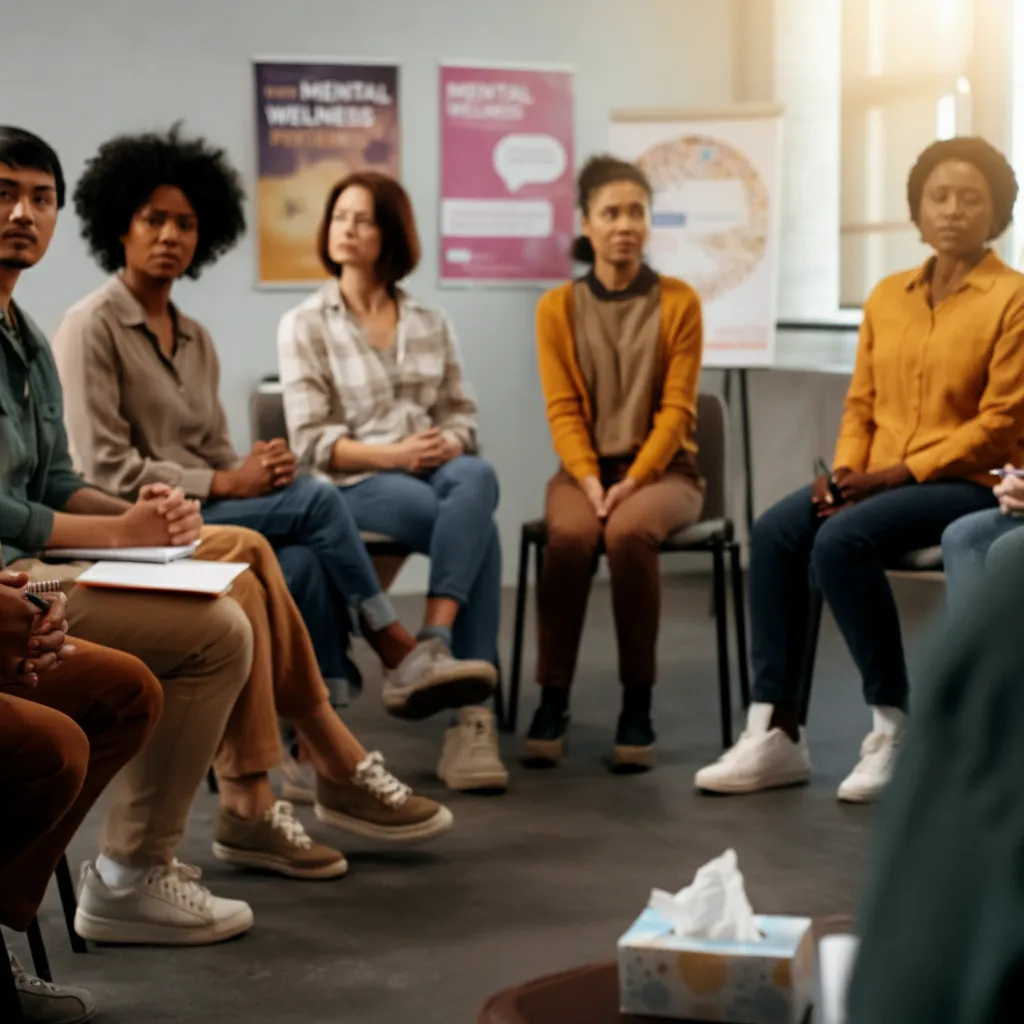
[[54, 856, 85, 954], [712, 542, 733, 749], [492, 654, 506, 731], [2, 930, 23, 1023], [797, 582, 825, 726], [25, 920, 51, 984], [507, 526, 532, 735], [728, 542, 751, 709]]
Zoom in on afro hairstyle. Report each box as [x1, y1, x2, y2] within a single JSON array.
[[907, 136, 1018, 240], [74, 123, 246, 278]]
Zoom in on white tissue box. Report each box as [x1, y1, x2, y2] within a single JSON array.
[[617, 909, 815, 1023]]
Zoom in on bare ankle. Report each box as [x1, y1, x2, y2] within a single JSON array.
[[366, 622, 416, 669], [218, 773, 275, 822], [769, 704, 801, 744]]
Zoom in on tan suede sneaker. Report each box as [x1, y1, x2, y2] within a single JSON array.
[[314, 751, 454, 843], [212, 800, 348, 880]]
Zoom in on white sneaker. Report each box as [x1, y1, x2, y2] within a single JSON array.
[[74, 859, 254, 946], [837, 731, 899, 803], [9, 952, 96, 1023], [437, 707, 510, 792], [382, 638, 497, 720], [279, 751, 315, 805], [695, 728, 811, 794]]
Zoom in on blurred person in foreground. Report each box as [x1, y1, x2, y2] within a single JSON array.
[[849, 553, 1024, 1023]]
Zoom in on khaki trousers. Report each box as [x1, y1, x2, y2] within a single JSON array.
[[0, 641, 161, 929], [537, 465, 704, 690], [12, 523, 331, 862], [12, 541, 253, 866]]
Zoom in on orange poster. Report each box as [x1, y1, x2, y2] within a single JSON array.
[[253, 59, 400, 287]]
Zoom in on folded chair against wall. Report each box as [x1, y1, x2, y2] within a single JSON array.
[[248, 378, 507, 726], [796, 546, 944, 723], [506, 392, 751, 747]]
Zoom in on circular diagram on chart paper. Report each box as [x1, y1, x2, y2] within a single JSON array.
[[635, 134, 769, 301]]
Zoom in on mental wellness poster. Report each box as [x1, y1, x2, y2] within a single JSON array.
[[439, 62, 574, 285], [254, 59, 400, 287]]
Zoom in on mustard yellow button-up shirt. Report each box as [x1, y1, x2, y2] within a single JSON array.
[[834, 251, 1024, 487]]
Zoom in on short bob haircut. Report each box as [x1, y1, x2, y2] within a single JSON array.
[[907, 136, 1018, 241], [73, 123, 246, 279], [0, 126, 66, 209], [317, 171, 421, 285]]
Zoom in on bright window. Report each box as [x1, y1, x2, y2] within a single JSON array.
[[840, 0, 974, 305]]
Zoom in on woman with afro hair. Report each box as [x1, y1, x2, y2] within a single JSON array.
[[696, 136, 1024, 805], [51, 126, 478, 889]]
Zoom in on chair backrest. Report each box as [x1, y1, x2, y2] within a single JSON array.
[[693, 391, 729, 524], [250, 378, 286, 445]]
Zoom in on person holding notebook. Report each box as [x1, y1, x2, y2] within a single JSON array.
[[52, 126, 501, 796], [1, 573, 161, 1024], [0, 126, 452, 949]]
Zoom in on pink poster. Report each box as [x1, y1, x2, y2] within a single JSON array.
[[440, 62, 575, 284]]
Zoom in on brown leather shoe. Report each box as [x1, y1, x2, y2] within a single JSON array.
[[212, 800, 348, 879], [314, 752, 454, 843]]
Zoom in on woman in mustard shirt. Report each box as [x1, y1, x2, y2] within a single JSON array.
[[697, 137, 1024, 804]]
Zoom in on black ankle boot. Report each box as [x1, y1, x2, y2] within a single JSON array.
[[523, 688, 569, 767], [613, 688, 656, 772]]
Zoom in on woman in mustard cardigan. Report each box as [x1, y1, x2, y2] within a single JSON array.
[[526, 155, 705, 772]]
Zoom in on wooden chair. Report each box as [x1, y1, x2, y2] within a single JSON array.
[[506, 392, 751, 747]]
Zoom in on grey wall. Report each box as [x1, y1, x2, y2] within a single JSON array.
[[4, 0, 735, 589]]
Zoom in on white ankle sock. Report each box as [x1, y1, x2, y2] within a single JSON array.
[[872, 706, 906, 737], [96, 853, 143, 889], [747, 702, 774, 734]]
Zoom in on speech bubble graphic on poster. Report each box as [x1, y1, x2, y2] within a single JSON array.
[[493, 134, 567, 192]]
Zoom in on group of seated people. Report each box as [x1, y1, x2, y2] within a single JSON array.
[[2, 118, 1024, 1021]]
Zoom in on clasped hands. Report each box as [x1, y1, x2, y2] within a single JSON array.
[[121, 483, 203, 546], [811, 464, 912, 518], [214, 439, 298, 500], [994, 465, 1024, 516], [0, 571, 74, 688], [390, 428, 463, 474], [581, 475, 638, 521]]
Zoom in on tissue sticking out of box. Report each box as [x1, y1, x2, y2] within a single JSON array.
[[647, 848, 762, 942]]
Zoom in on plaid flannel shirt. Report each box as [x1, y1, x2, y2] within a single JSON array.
[[277, 283, 479, 485]]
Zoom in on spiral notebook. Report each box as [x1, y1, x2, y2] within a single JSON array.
[[74, 559, 248, 597], [43, 541, 201, 563]]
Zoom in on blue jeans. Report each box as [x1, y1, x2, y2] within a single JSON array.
[[941, 507, 1024, 609], [202, 475, 398, 704], [750, 481, 996, 709], [342, 456, 502, 665]]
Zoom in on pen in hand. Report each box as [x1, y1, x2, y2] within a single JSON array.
[[24, 591, 52, 613]]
